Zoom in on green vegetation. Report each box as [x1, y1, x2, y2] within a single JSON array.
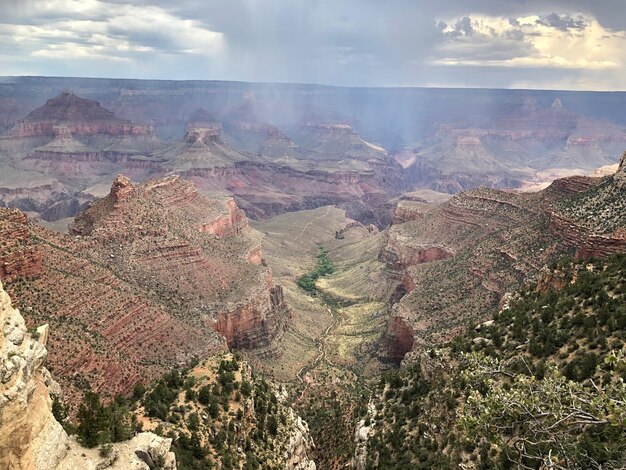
[[460, 352, 626, 469], [556, 158, 626, 234], [297, 246, 334, 294], [300, 387, 369, 468], [132, 354, 295, 470], [363, 253, 626, 469], [75, 392, 134, 448]]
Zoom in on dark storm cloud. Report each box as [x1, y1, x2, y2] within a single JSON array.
[[1, 0, 626, 89]]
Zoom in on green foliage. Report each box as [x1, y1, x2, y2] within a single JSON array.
[[51, 394, 73, 434], [77, 391, 107, 448], [144, 375, 181, 420], [297, 246, 334, 294], [460, 352, 626, 469], [76, 391, 133, 448], [364, 253, 626, 468]]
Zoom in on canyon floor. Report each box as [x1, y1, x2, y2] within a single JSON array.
[[246, 207, 393, 383], [243, 207, 397, 466]]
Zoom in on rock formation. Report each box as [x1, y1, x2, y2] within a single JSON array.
[[6, 93, 153, 139], [1, 174, 291, 408], [0, 280, 176, 470], [284, 409, 317, 470], [0, 209, 42, 282], [0, 279, 68, 468], [381, 162, 626, 361]]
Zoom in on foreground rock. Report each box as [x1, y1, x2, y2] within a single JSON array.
[[0, 279, 176, 469]]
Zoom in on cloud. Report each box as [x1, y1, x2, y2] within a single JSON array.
[[436, 12, 626, 72], [1, 0, 626, 89], [0, 1, 223, 65], [536, 12, 587, 31]]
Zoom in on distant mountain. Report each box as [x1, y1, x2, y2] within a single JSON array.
[[0, 87, 404, 227]]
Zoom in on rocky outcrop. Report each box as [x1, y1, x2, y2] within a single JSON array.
[[352, 402, 375, 470], [198, 198, 248, 237], [385, 308, 415, 363], [245, 245, 263, 265], [110, 174, 135, 202], [284, 409, 317, 470], [544, 175, 598, 195], [0, 279, 68, 469], [184, 125, 222, 145], [215, 283, 290, 350], [614, 151, 626, 189], [379, 231, 453, 276], [0, 277, 178, 470], [0, 209, 42, 282], [392, 199, 431, 224], [548, 211, 626, 260]]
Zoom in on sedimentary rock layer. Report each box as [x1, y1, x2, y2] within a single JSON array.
[[1, 174, 291, 408]]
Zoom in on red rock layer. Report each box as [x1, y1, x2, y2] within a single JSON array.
[[378, 233, 454, 277], [198, 199, 248, 238], [392, 200, 433, 224], [215, 284, 289, 350], [1, 175, 291, 409], [0, 210, 42, 282], [386, 314, 415, 362], [548, 211, 626, 260]]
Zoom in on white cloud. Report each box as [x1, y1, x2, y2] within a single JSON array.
[[436, 13, 626, 71], [0, 1, 223, 63]]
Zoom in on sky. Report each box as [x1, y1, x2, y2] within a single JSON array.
[[2, 0, 626, 90]]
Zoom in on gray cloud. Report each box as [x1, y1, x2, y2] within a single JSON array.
[[536, 13, 587, 31], [0, 0, 625, 90]]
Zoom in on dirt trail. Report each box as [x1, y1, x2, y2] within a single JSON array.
[[293, 206, 332, 242]]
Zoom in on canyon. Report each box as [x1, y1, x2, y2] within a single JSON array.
[[2, 76, 626, 469], [2, 78, 626, 230], [380, 158, 626, 361], [0, 278, 177, 470]]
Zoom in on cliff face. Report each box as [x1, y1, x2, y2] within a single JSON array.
[[0, 280, 67, 469], [179, 159, 402, 227], [0, 209, 42, 282], [215, 283, 290, 350], [379, 179, 594, 360], [198, 198, 248, 237], [381, 164, 626, 362], [378, 232, 453, 276], [548, 211, 626, 260], [0, 280, 177, 470]]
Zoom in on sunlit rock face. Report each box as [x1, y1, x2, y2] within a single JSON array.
[[0, 279, 69, 469]]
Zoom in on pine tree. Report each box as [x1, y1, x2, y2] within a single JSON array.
[[77, 391, 106, 448]]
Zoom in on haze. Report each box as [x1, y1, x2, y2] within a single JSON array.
[[2, 0, 626, 90]]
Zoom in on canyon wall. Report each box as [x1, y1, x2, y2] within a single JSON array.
[[548, 211, 626, 260], [0, 209, 42, 282], [0, 280, 67, 469], [215, 283, 290, 350], [0, 279, 177, 470], [378, 231, 454, 277]]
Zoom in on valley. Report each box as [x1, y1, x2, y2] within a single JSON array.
[[1, 77, 626, 470]]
